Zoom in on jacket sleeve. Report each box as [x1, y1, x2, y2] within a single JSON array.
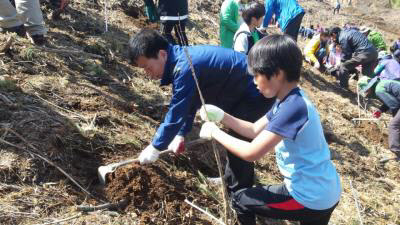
[[304, 37, 320, 64], [340, 34, 352, 62], [262, 0, 274, 28], [177, 103, 197, 136], [373, 63, 385, 77], [375, 82, 400, 115], [151, 65, 195, 150], [220, 2, 239, 33]]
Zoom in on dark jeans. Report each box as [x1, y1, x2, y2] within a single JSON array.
[[224, 95, 275, 194], [389, 110, 400, 157], [160, 19, 188, 46], [284, 12, 305, 42], [232, 183, 338, 225], [333, 7, 340, 14], [338, 48, 378, 88]]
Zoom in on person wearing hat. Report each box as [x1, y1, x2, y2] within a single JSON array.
[[329, 27, 378, 88], [372, 49, 400, 80], [360, 26, 387, 51], [358, 76, 400, 162]]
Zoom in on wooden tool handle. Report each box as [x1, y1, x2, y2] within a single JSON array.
[[112, 139, 207, 168]]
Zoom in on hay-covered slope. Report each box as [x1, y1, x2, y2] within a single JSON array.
[[0, 0, 399, 224]]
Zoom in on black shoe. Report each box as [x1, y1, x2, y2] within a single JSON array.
[[30, 34, 46, 46], [0, 25, 26, 37]]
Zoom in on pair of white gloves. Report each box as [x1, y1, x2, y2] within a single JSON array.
[[139, 105, 224, 164]]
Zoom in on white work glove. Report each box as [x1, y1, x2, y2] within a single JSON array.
[[200, 122, 219, 140], [138, 145, 160, 164], [168, 135, 185, 154], [314, 61, 320, 69], [199, 104, 224, 122]]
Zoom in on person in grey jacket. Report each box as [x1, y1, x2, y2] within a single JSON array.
[[329, 27, 378, 88], [0, 0, 47, 45]]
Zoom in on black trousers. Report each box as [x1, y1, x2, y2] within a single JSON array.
[[224, 95, 275, 194], [284, 12, 305, 42], [160, 19, 188, 46], [232, 183, 338, 225], [338, 48, 378, 88]]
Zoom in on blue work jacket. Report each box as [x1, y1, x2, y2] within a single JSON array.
[[152, 44, 260, 150], [262, 0, 304, 32]]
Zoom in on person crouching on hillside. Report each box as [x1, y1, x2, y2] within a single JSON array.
[[329, 27, 378, 88], [199, 34, 341, 225], [358, 73, 400, 162], [233, 2, 266, 55], [304, 29, 330, 70], [128, 29, 275, 194]]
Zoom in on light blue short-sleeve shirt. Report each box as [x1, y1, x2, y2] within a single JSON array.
[[266, 87, 341, 210]]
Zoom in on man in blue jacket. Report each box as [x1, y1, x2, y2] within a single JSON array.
[[330, 27, 378, 88], [128, 29, 274, 193], [261, 0, 305, 41]]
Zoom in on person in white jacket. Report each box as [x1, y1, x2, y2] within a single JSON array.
[[233, 2, 265, 54]]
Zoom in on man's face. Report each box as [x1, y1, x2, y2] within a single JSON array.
[[136, 50, 167, 80]]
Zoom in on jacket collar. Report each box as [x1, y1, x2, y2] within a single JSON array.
[[160, 44, 177, 86]]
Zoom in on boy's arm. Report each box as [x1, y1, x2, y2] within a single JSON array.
[[221, 114, 268, 139], [151, 66, 195, 150], [212, 129, 282, 162]]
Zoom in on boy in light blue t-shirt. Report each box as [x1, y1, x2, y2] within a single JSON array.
[[199, 34, 341, 225]]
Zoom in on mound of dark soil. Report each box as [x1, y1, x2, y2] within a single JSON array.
[[105, 164, 214, 224]]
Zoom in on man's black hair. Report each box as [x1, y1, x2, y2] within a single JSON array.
[[247, 34, 303, 82], [329, 27, 341, 44], [242, 2, 265, 25], [329, 27, 341, 37], [128, 29, 169, 65]]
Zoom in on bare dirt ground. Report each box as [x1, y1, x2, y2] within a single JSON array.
[[0, 0, 399, 224]]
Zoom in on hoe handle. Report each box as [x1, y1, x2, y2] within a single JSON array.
[[111, 139, 207, 169]]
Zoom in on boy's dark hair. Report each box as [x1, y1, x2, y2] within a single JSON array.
[[242, 2, 265, 25], [310, 25, 314, 30], [128, 29, 169, 65], [247, 34, 303, 82]]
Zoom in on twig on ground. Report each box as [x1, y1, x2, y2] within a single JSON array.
[[0, 92, 14, 106], [349, 179, 364, 225], [30, 90, 87, 121], [0, 183, 22, 191], [0, 36, 14, 53], [184, 199, 225, 225], [33, 213, 82, 225], [76, 199, 128, 212], [35, 47, 104, 59], [0, 128, 101, 201]]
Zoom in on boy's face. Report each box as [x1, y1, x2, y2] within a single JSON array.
[[253, 72, 282, 98], [136, 50, 167, 80], [251, 16, 264, 27]]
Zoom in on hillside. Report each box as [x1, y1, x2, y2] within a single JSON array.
[[0, 0, 399, 224]]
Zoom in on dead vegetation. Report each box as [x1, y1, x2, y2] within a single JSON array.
[[0, 0, 399, 224]]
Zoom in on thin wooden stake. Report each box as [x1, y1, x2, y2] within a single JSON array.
[[176, 15, 230, 224], [185, 199, 225, 225]]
